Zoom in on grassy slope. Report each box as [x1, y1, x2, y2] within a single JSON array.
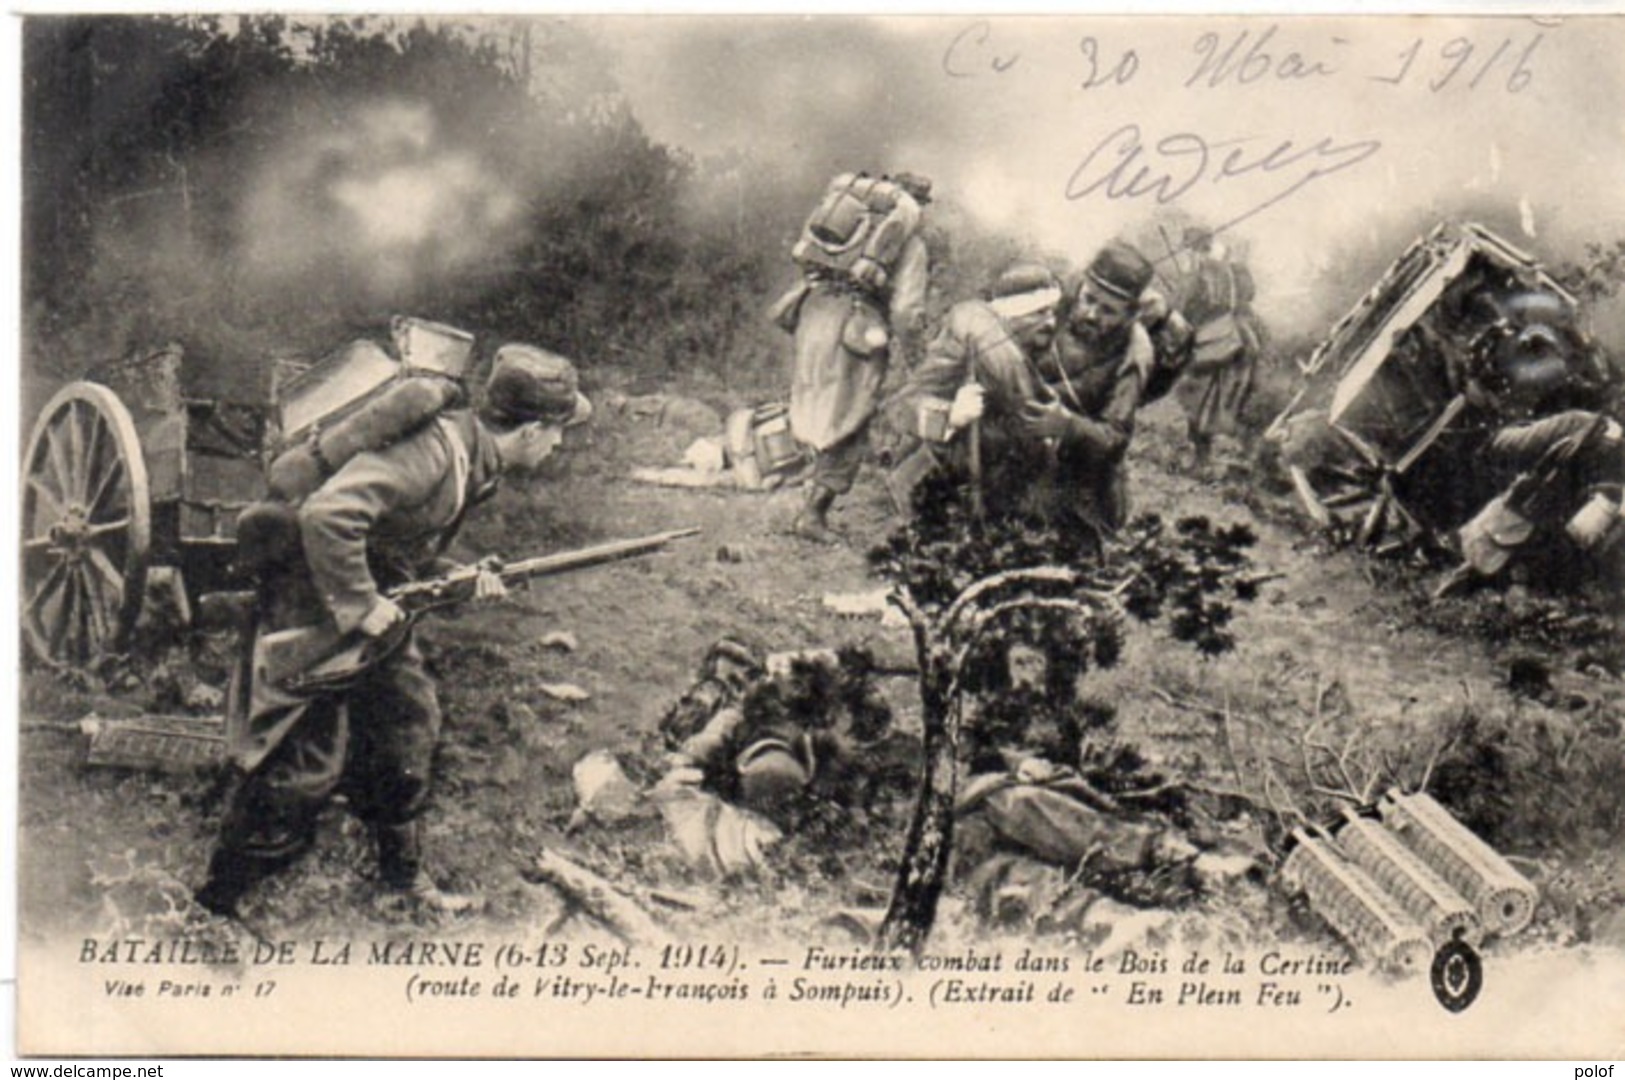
[[16, 380, 1625, 954]]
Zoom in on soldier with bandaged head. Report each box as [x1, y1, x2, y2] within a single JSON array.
[[882, 259, 1066, 521]]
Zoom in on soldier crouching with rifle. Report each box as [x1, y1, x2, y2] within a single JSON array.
[[196, 346, 594, 920]]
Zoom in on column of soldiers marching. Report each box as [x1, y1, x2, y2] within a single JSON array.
[[184, 167, 1619, 967]]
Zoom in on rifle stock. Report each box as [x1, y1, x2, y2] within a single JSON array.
[[884, 442, 939, 515]]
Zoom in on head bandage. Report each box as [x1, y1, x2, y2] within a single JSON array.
[[989, 285, 1062, 321]]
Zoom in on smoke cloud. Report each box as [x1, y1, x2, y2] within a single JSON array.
[[239, 97, 525, 306], [29, 14, 1625, 382]]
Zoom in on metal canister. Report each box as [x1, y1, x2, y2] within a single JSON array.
[[753, 403, 800, 474], [1335, 810, 1481, 948], [1566, 491, 1622, 551], [1282, 828, 1432, 974], [916, 397, 952, 442], [391, 315, 475, 378], [1378, 789, 1538, 934]]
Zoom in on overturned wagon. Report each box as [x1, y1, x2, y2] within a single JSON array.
[[1265, 221, 1613, 555], [21, 318, 475, 668]]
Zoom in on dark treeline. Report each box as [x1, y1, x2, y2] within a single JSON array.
[[21, 15, 807, 394]]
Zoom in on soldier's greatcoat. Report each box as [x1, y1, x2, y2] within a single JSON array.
[[787, 236, 929, 452], [219, 412, 501, 865]]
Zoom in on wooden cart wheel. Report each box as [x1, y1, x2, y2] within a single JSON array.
[[21, 381, 151, 667], [1311, 467, 1422, 554]]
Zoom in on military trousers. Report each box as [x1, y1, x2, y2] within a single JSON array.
[[211, 632, 442, 875]]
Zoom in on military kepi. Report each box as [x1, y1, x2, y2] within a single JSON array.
[[1086, 241, 1155, 303], [487, 344, 592, 427]]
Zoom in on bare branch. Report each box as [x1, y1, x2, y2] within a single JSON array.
[[1335, 729, 1363, 797], [1306, 783, 1365, 806], [942, 566, 1080, 632], [1149, 687, 1222, 716], [1261, 763, 1311, 830], [964, 594, 1110, 640], [1373, 749, 1399, 803], [887, 585, 927, 626], [1417, 729, 1453, 794]]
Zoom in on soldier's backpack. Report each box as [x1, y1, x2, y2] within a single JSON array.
[[791, 172, 923, 294], [1136, 297, 1195, 405], [724, 402, 806, 490], [237, 317, 477, 573], [266, 316, 476, 503]]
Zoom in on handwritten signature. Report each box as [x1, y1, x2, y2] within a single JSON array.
[[1065, 123, 1382, 236]]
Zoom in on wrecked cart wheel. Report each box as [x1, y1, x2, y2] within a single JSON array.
[[21, 381, 151, 668], [1304, 465, 1423, 556]]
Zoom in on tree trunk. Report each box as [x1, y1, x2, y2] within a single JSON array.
[[876, 645, 960, 954]]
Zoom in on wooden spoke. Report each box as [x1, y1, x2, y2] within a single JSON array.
[[84, 517, 132, 539], [1356, 493, 1388, 548], [85, 545, 125, 599], [78, 406, 112, 509], [25, 473, 65, 527], [49, 570, 80, 658], [25, 450, 66, 508], [65, 400, 90, 502], [44, 422, 75, 509], [77, 564, 112, 653], [26, 560, 69, 617], [1321, 487, 1376, 510], [85, 455, 125, 518], [1317, 463, 1371, 486]]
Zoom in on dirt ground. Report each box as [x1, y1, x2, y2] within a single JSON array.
[[16, 375, 1625, 962]]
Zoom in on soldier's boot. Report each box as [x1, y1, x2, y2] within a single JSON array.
[[190, 849, 280, 948], [1188, 430, 1214, 471], [790, 485, 841, 544], [1431, 562, 1481, 601], [376, 821, 483, 916], [193, 849, 261, 919]]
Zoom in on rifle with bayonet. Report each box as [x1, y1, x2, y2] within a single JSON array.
[[249, 528, 701, 698], [391, 528, 702, 615]]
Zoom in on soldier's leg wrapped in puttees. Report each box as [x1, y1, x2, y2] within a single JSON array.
[[793, 423, 868, 543], [195, 695, 348, 918], [346, 633, 480, 915]]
